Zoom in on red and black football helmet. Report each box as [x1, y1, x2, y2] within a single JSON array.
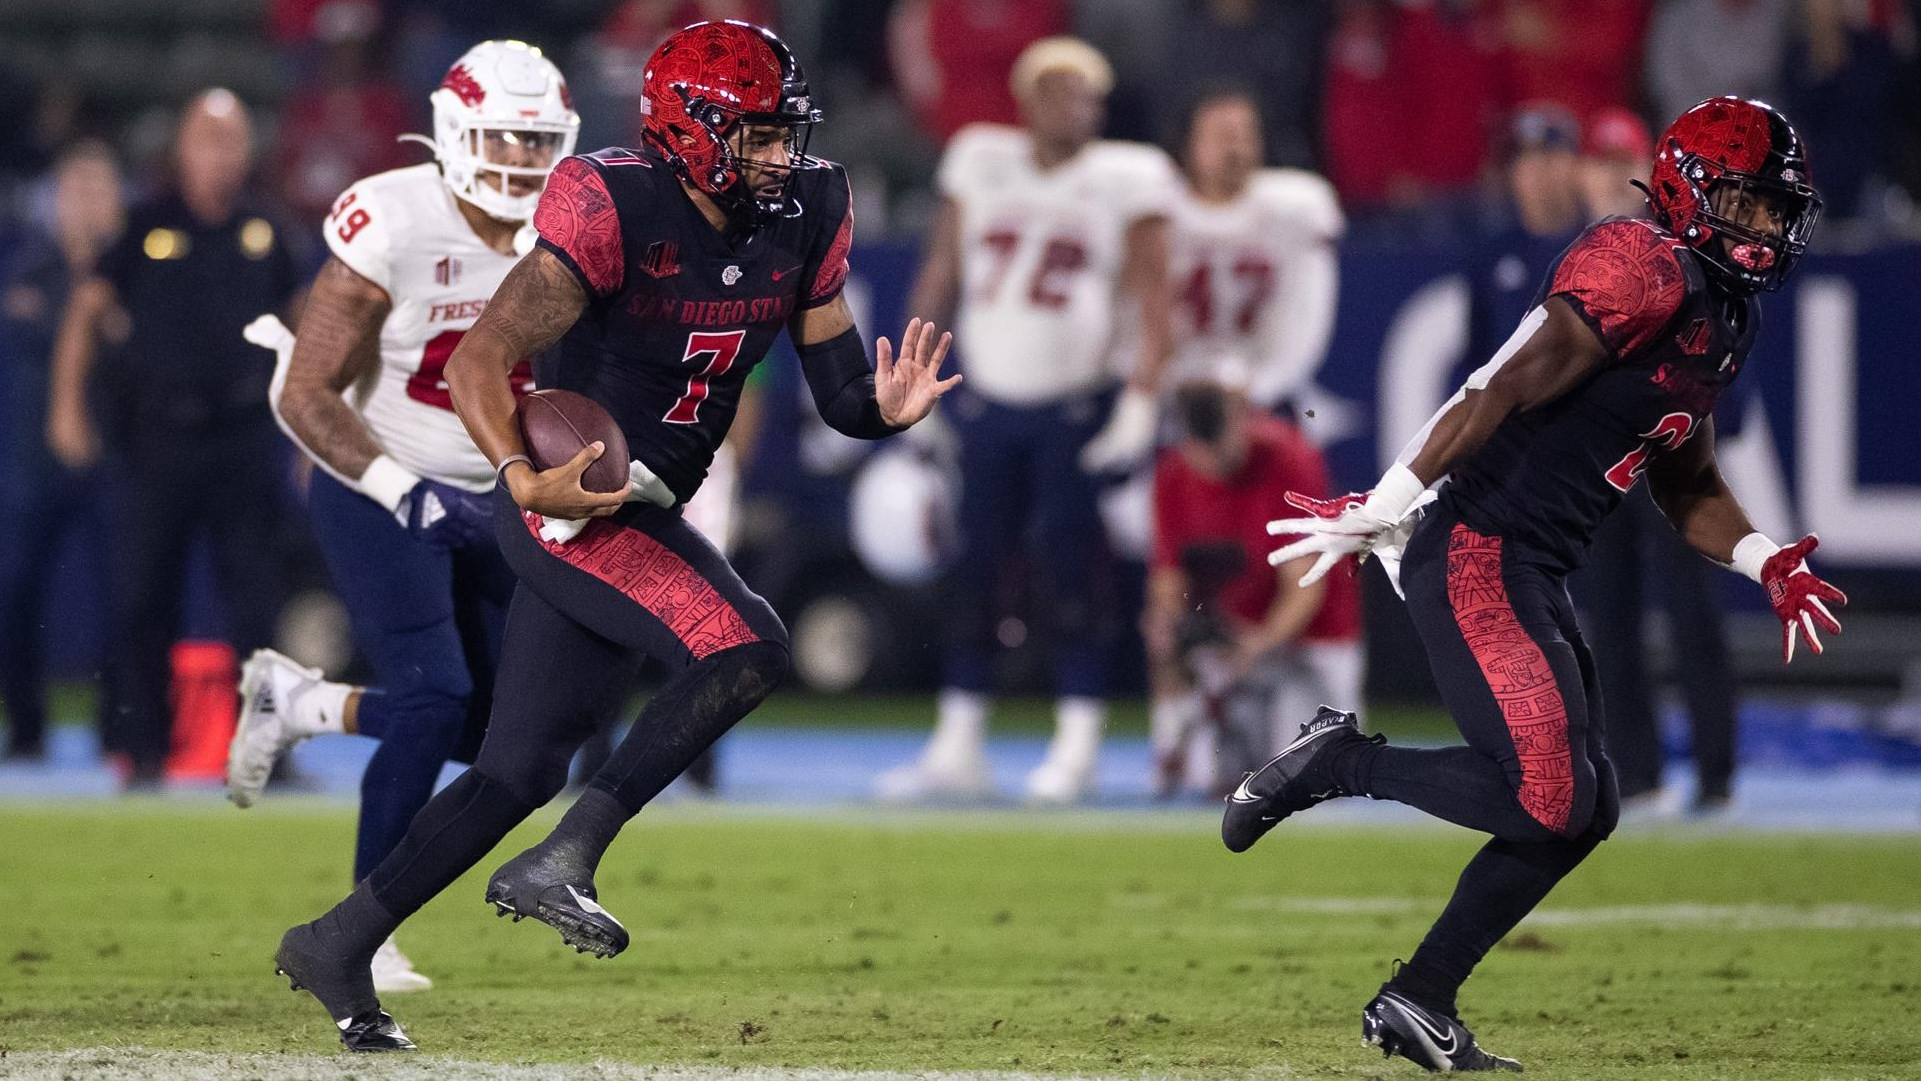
[[640, 20, 823, 224], [1646, 96, 1821, 293]]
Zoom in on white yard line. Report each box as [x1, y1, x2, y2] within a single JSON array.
[[0, 1048, 1308, 1081], [1213, 896, 1921, 929]]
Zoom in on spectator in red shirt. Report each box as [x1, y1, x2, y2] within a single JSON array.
[[888, 0, 1068, 141], [274, 4, 416, 226], [1492, 0, 1649, 124], [1144, 364, 1364, 798], [1323, 0, 1501, 212]]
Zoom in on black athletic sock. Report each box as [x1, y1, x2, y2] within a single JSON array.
[[1332, 742, 1554, 841], [365, 767, 540, 920], [541, 787, 627, 876], [1385, 833, 1603, 1015], [554, 640, 787, 864], [303, 882, 396, 960]]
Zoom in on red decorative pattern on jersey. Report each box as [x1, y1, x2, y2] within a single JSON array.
[[1550, 221, 1688, 360], [525, 512, 761, 659], [534, 158, 624, 297], [441, 64, 485, 107], [1444, 524, 1575, 834], [808, 189, 853, 305]]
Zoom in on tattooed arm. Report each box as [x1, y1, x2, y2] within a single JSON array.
[[275, 257, 391, 481], [445, 246, 626, 519]]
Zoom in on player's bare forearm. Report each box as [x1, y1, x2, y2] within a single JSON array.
[[447, 247, 586, 469], [1403, 299, 1608, 485], [906, 196, 963, 329], [45, 277, 112, 465], [277, 258, 391, 479], [1647, 419, 1756, 564], [1247, 556, 1327, 653], [1121, 215, 1174, 392], [1142, 566, 1188, 663]]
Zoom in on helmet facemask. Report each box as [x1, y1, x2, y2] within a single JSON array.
[[661, 87, 822, 225], [1670, 151, 1821, 293], [436, 121, 575, 222]]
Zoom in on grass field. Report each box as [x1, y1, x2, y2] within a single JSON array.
[[2, 804, 1918, 1081]]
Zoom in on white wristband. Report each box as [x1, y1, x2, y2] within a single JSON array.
[[1362, 463, 1426, 524], [1730, 532, 1781, 583], [358, 454, 422, 514]]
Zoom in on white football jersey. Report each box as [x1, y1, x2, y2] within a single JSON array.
[[938, 124, 1179, 404], [1167, 169, 1343, 407], [322, 164, 530, 491]]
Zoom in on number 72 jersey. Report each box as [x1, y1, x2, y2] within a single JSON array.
[[323, 163, 533, 492], [938, 123, 1180, 404]]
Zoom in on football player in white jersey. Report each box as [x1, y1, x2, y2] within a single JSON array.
[[1151, 90, 1358, 790], [876, 37, 1177, 804], [1166, 90, 1343, 412], [224, 40, 578, 993]]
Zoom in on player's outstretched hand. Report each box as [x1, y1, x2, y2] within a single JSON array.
[[875, 317, 959, 429], [1265, 490, 1395, 587], [504, 442, 630, 521], [1760, 534, 1847, 664]]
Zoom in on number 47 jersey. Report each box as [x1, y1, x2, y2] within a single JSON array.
[[323, 163, 534, 491]]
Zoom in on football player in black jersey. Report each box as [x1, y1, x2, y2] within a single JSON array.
[[1223, 98, 1845, 1072], [269, 21, 958, 1052]]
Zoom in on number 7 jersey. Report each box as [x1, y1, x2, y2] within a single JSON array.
[[531, 146, 854, 505], [323, 163, 533, 491]]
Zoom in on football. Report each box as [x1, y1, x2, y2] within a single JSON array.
[[515, 389, 631, 494]]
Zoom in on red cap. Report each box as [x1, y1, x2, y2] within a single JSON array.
[[1586, 106, 1652, 159]]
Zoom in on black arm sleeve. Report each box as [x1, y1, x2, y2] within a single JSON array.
[[797, 326, 900, 440]]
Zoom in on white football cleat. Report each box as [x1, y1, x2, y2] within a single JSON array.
[[1024, 752, 1097, 805], [873, 751, 994, 803], [371, 935, 433, 994], [226, 649, 345, 808]]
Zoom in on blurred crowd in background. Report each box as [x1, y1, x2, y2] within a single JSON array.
[[1, 0, 1916, 799], [2, 0, 1918, 244]]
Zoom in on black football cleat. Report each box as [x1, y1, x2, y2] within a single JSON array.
[[335, 1009, 417, 1052], [485, 843, 630, 958], [274, 923, 413, 1052], [1363, 991, 1522, 1073], [1221, 705, 1380, 853]]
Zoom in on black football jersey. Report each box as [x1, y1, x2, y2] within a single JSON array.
[[532, 147, 853, 503], [1441, 218, 1759, 572]]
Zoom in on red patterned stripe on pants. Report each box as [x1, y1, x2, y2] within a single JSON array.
[[526, 513, 760, 660], [1444, 524, 1575, 833]]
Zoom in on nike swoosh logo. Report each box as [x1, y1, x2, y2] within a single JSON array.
[[1228, 775, 1262, 804], [566, 884, 607, 916], [1387, 994, 1458, 1057], [771, 264, 803, 281]]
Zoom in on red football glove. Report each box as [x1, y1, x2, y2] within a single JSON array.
[[1760, 534, 1847, 664], [1281, 490, 1369, 522]]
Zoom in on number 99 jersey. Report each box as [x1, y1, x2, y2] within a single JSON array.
[[938, 123, 1180, 404], [323, 163, 534, 491]]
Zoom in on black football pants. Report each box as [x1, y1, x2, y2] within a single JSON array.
[[360, 492, 789, 925], [1331, 500, 1619, 1014]]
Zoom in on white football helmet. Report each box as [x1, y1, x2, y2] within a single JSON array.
[[407, 40, 579, 222]]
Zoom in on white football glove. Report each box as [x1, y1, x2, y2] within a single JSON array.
[[538, 458, 675, 545], [1265, 463, 1429, 589], [1078, 388, 1158, 473]]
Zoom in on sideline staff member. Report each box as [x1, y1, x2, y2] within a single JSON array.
[[46, 89, 302, 787]]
